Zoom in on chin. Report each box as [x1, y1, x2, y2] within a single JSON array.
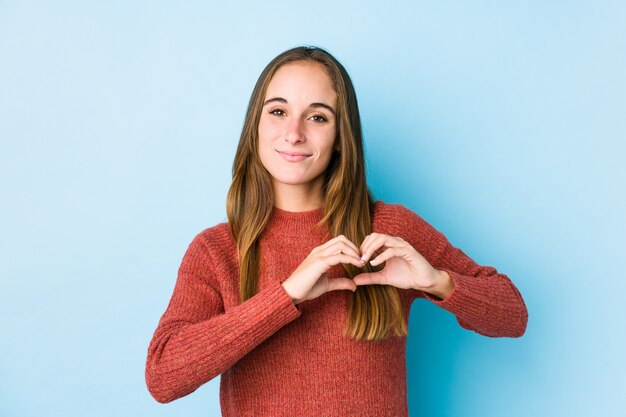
[[275, 177, 311, 185], [270, 171, 319, 186]]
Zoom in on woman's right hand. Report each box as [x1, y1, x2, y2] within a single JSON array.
[[281, 235, 365, 305]]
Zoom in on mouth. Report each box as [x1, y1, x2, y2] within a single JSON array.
[[276, 150, 312, 162]]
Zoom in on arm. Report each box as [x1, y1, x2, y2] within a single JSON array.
[[399, 205, 528, 338], [421, 269, 455, 300], [145, 232, 301, 403]]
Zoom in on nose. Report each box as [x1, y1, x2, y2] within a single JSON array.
[[284, 116, 305, 144]]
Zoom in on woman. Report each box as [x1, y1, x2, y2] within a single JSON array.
[[145, 45, 528, 416]]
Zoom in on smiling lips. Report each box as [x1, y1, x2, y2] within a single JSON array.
[[276, 150, 312, 162]]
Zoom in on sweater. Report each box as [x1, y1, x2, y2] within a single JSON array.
[[145, 200, 528, 416]]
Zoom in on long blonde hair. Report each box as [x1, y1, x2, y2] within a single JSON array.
[[226, 46, 407, 341]]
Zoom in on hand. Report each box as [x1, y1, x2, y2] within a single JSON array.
[[352, 232, 443, 292], [282, 235, 365, 305]]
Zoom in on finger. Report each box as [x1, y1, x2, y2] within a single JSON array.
[[360, 233, 391, 261], [358, 233, 376, 261], [358, 232, 378, 255], [361, 234, 397, 262], [322, 241, 362, 261], [352, 272, 387, 286], [326, 235, 362, 258], [369, 247, 403, 266], [336, 236, 362, 258], [360, 234, 404, 262], [326, 277, 357, 293], [316, 234, 352, 253], [357, 235, 370, 260], [325, 253, 367, 269]]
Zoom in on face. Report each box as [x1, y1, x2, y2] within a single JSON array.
[[257, 61, 339, 199]]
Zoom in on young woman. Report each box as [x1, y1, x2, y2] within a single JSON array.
[[145, 45, 528, 416]]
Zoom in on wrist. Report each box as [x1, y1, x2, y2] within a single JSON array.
[[423, 269, 455, 300], [281, 281, 300, 305]]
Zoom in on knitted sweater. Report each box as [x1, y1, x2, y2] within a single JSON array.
[[145, 200, 528, 416]]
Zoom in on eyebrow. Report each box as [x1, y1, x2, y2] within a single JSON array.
[[263, 97, 336, 115]]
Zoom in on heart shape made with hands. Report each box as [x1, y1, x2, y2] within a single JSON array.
[[348, 232, 446, 293]]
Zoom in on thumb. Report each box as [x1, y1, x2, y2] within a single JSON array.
[[352, 272, 385, 286], [326, 277, 358, 293]]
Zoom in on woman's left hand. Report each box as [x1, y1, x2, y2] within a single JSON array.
[[353, 232, 447, 293]]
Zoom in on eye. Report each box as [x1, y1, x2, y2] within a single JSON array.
[[269, 108, 285, 116], [310, 114, 328, 123]]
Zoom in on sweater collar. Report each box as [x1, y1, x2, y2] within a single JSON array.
[[264, 205, 328, 236]]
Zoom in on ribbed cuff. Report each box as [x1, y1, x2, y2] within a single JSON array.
[[421, 268, 488, 319], [238, 280, 303, 341]]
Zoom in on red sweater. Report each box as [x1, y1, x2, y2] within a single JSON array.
[[145, 200, 528, 416]]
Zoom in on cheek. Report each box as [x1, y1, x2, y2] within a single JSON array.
[[319, 146, 335, 165], [257, 120, 274, 154], [316, 129, 337, 154], [258, 116, 279, 140], [257, 138, 272, 164]]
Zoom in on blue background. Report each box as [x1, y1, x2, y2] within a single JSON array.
[[1, 1, 624, 416]]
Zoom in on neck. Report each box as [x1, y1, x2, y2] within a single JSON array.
[[272, 177, 324, 212]]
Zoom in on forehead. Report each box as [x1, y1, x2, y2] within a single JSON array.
[[265, 61, 337, 104]]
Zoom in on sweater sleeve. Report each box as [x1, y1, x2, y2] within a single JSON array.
[[145, 232, 302, 404], [396, 205, 528, 338]]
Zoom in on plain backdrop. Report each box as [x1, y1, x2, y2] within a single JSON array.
[[1, 1, 624, 416]]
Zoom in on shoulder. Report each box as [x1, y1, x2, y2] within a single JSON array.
[[372, 199, 444, 257], [183, 221, 237, 264], [176, 221, 239, 287], [372, 199, 428, 231], [195, 221, 233, 246]]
